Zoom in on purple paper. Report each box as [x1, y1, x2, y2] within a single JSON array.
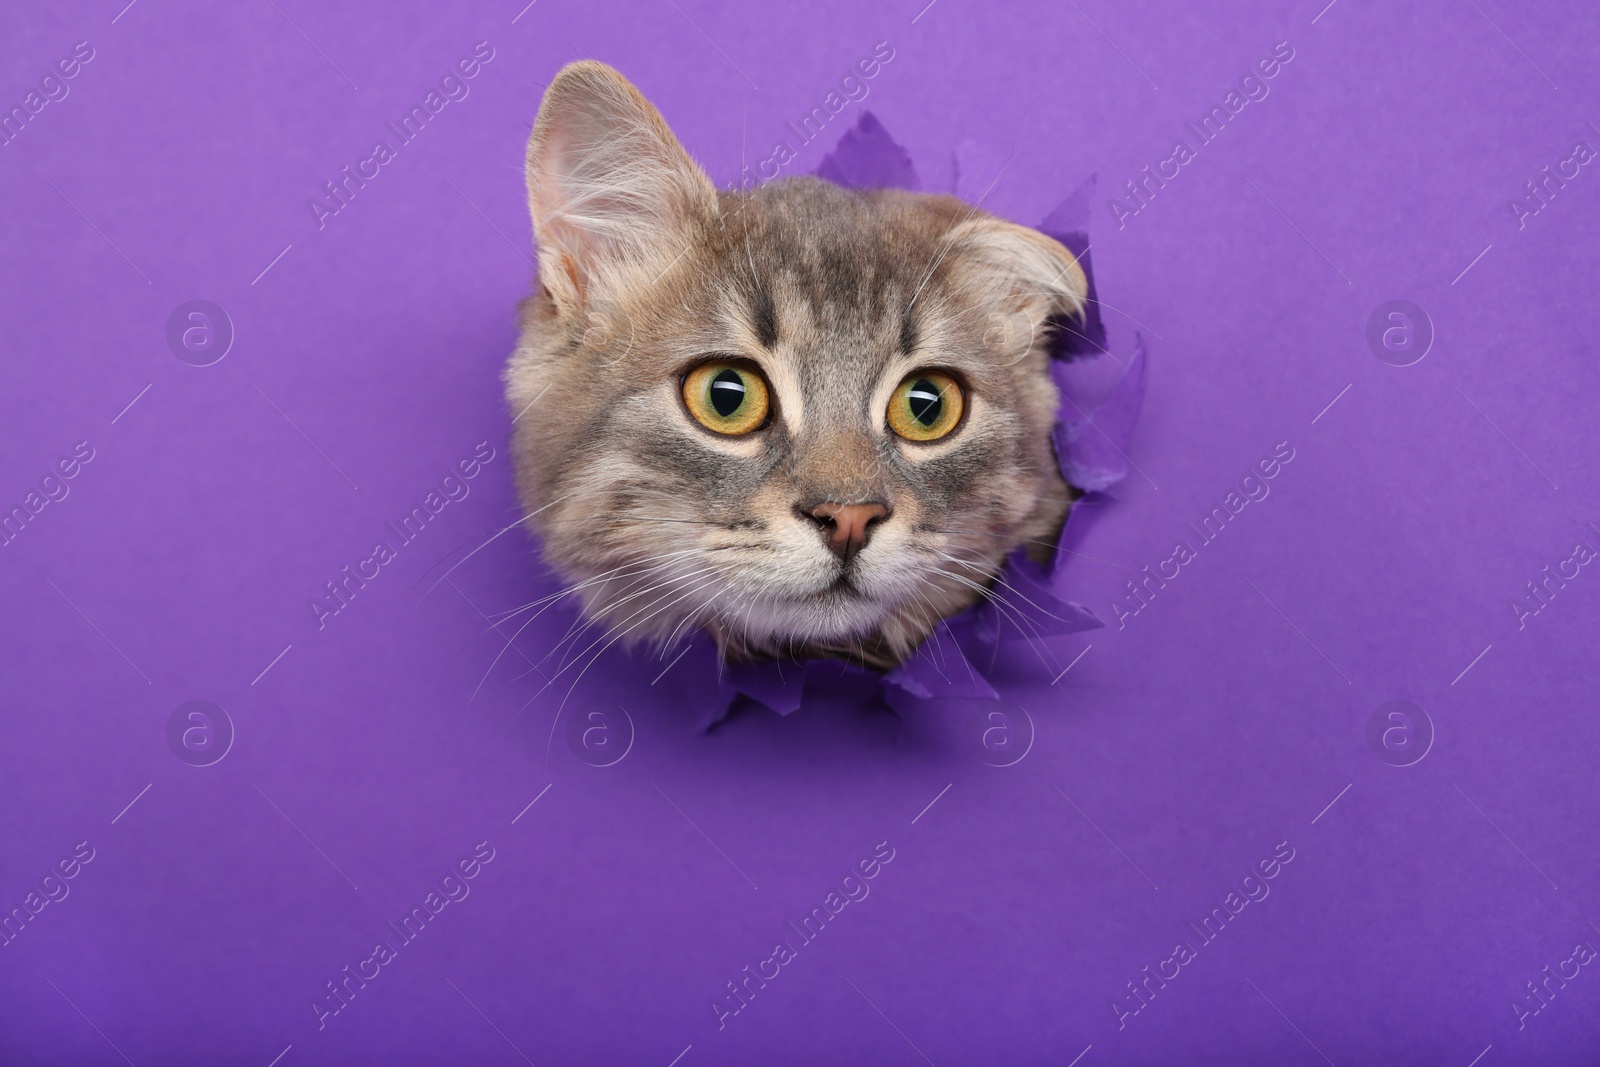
[[4, 3, 1599, 1065], [1053, 339, 1148, 494], [814, 111, 920, 192], [1039, 174, 1110, 359]]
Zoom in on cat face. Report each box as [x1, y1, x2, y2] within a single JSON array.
[[506, 62, 1087, 669]]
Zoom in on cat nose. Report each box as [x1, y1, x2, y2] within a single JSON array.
[[800, 501, 890, 563]]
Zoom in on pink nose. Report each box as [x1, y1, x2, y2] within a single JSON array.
[[802, 501, 890, 563]]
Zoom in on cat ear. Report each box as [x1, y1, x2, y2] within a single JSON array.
[[526, 61, 718, 314], [946, 217, 1088, 326]]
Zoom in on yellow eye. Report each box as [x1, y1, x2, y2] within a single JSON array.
[[683, 361, 771, 435], [887, 371, 964, 442]]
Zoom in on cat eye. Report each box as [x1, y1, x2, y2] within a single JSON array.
[[887, 371, 964, 442], [682, 360, 771, 436]]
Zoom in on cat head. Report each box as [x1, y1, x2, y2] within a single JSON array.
[[506, 61, 1087, 669]]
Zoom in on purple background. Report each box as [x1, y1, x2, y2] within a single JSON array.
[[4, 0, 1600, 1063]]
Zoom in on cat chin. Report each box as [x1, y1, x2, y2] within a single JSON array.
[[725, 591, 894, 647], [690, 553, 995, 667], [709, 581, 967, 669], [711, 600, 942, 671]]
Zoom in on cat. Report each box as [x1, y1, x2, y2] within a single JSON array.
[[505, 61, 1088, 671]]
